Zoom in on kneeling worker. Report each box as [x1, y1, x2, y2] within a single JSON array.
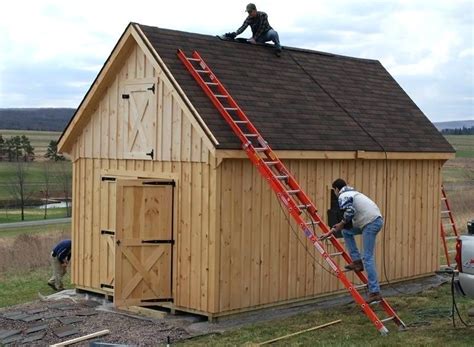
[[48, 239, 71, 291], [227, 3, 282, 56], [320, 179, 384, 304]]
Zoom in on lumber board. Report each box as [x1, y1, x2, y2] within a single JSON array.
[[50, 329, 110, 347]]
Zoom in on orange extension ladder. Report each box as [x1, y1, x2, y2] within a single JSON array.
[[177, 49, 406, 335], [440, 185, 459, 269]]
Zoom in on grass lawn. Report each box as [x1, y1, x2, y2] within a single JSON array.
[[0, 222, 70, 238], [181, 283, 474, 346], [0, 207, 70, 223], [0, 267, 73, 308]]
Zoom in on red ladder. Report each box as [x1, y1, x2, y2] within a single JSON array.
[[440, 185, 459, 268], [177, 49, 406, 335]]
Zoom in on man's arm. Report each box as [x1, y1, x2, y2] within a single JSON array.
[[235, 18, 250, 36], [319, 195, 355, 240]]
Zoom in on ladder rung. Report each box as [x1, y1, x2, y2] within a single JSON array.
[[441, 197, 447, 201], [254, 147, 268, 152], [441, 210, 450, 214], [195, 69, 210, 73], [225, 107, 238, 111], [354, 283, 368, 290], [244, 134, 258, 137], [187, 57, 201, 61], [328, 252, 343, 257], [298, 204, 311, 210], [287, 190, 300, 195], [234, 120, 248, 124], [445, 236, 458, 240], [305, 220, 320, 226], [214, 94, 228, 98], [205, 82, 218, 85], [264, 161, 279, 166], [448, 250, 456, 254], [381, 316, 396, 323], [275, 175, 289, 180]]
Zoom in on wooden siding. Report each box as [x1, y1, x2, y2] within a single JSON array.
[[70, 43, 211, 164], [214, 158, 443, 313], [71, 158, 217, 313]]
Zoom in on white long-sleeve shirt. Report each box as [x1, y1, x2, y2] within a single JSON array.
[[338, 186, 381, 229]]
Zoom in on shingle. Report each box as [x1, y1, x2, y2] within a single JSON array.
[[138, 24, 454, 153]]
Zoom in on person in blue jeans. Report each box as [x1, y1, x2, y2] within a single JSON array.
[[227, 3, 282, 56], [321, 179, 384, 304], [48, 239, 71, 291]]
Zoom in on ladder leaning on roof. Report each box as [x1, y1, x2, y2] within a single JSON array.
[[440, 185, 459, 269], [177, 49, 406, 335]]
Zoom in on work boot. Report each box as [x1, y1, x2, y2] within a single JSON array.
[[344, 259, 364, 272], [47, 282, 58, 291], [367, 292, 383, 304]]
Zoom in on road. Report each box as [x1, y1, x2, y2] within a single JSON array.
[[0, 217, 71, 230]]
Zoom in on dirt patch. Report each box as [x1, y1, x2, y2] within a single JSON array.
[[0, 295, 190, 346]]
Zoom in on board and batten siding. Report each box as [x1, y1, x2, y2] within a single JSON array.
[[69, 43, 212, 164], [69, 41, 219, 313], [214, 158, 443, 313]]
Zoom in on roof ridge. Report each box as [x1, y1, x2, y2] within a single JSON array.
[[135, 23, 379, 64]]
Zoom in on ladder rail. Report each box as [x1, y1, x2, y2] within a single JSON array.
[[177, 49, 405, 334]]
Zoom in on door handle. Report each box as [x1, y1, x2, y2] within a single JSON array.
[[116, 240, 121, 246]]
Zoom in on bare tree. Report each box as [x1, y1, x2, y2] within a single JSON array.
[[8, 161, 33, 221], [58, 161, 72, 217], [41, 161, 53, 219]]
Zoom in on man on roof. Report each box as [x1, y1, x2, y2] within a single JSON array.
[[226, 3, 282, 56]]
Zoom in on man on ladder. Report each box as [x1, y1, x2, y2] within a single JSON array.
[[321, 179, 383, 304]]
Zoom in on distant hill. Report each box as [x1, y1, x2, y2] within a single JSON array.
[[434, 120, 474, 130], [0, 108, 75, 132]]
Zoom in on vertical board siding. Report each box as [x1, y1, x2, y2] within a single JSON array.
[[73, 42, 210, 164], [216, 159, 443, 313], [71, 158, 215, 314]]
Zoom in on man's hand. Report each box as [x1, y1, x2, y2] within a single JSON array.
[[319, 228, 335, 241], [224, 32, 237, 39], [249, 38, 256, 44]]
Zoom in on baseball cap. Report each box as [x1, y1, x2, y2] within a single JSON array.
[[246, 3, 256, 12]]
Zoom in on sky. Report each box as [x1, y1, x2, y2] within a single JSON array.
[[0, 0, 472, 122]]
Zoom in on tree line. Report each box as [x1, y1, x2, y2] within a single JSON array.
[[441, 126, 474, 135], [0, 135, 65, 162]]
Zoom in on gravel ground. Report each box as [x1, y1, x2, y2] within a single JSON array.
[[0, 294, 191, 346]]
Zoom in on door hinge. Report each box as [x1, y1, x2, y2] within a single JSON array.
[[122, 94, 130, 99], [147, 84, 155, 94], [146, 149, 154, 160], [102, 176, 117, 182], [142, 239, 174, 244]]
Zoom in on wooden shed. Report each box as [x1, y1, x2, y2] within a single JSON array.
[[58, 23, 455, 318]]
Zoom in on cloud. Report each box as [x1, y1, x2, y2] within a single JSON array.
[[0, 0, 472, 122]]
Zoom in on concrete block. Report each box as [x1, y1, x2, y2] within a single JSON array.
[[0, 329, 21, 340], [25, 322, 49, 334], [21, 313, 45, 322], [58, 316, 84, 324], [27, 307, 48, 314], [1, 334, 24, 344]]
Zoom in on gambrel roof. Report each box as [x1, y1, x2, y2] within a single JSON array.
[[59, 23, 454, 154]]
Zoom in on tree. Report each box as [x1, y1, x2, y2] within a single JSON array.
[[45, 140, 65, 161], [8, 161, 33, 221], [0, 135, 5, 161], [20, 135, 35, 162], [6, 136, 22, 162], [41, 162, 53, 219], [58, 161, 72, 217]]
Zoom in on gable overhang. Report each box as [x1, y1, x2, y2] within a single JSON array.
[[58, 22, 218, 155]]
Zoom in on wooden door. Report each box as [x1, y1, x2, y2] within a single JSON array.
[[121, 80, 157, 160], [114, 179, 174, 307], [99, 177, 117, 293]]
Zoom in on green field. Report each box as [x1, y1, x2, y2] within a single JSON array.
[[0, 222, 70, 238], [0, 129, 62, 159], [444, 135, 474, 158], [0, 207, 69, 223], [0, 161, 71, 203]]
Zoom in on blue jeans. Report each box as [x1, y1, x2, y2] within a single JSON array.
[[342, 216, 383, 293], [256, 29, 281, 49]]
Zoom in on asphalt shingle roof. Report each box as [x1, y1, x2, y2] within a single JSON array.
[[138, 24, 454, 153]]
